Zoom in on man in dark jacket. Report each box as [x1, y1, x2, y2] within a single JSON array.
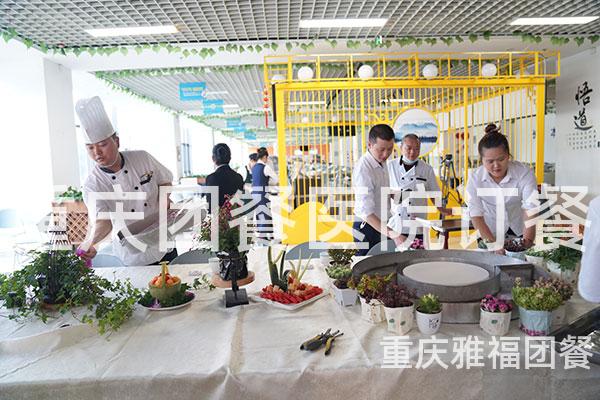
[[205, 143, 244, 212]]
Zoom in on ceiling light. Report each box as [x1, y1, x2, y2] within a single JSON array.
[[510, 16, 598, 25], [86, 25, 178, 37], [222, 104, 240, 109], [299, 18, 388, 29]]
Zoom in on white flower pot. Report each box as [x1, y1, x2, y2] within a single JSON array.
[[518, 307, 553, 336], [479, 309, 511, 336], [319, 252, 330, 268], [415, 309, 442, 335], [359, 297, 385, 324], [552, 303, 567, 326], [546, 260, 579, 284], [331, 284, 358, 307], [525, 255, 545, 268], [384, 304, 414, 335]]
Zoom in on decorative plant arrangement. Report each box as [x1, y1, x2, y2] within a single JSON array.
[[415, 293, 443, 334], [0, 250, 140, 335], [376, 282, 416, 334], [544, 245, 582, 284], [259, 247, 323, 305], [409, 238, 425, 250], [55, 186, 83, 201], [532, 277, 574, 326], [524, 247, 549, 268], [195, 197, 250, 281], [139, 262, 215, 310], [512, 277, 563, 336], [504, 238, 528, 260], [479, 294, 513, 336], [349, 274, 392, 324], [327, 248, 356, 268]]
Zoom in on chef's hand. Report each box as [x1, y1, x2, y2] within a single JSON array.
[[391, 233, 408, 249], [76, 245, 97, 262], [522, 238, 535, 249], [494, 248, 506, 255]]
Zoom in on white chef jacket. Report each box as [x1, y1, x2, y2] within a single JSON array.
[[83, 150, 174, 266], [353, 150, 390, 221], [257, 159, 278, 185], [466, 161, 538, 237], [387, 157, 441, 234], [579, 196, 600, 302]]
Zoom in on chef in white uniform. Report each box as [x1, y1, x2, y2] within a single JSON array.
[[75, 96, 176, 266], [387, 134, 450, 236]]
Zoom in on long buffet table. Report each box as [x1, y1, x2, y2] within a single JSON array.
[[1, 247, 599, 400]]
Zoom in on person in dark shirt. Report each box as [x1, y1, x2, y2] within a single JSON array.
[[245, 153, 258, 184], [205, 143, 244, 212]]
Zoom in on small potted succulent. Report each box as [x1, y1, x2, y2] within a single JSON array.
[[504, 238, 528, 260], [512, 277, 563, 336], [327, 248, 356, 269], [544, 245, 582, 284], [415, 293, 443, 335], [326, 265, 358, 307], [376, 282, 416, 334], [532, 277, 573, 326], [479, 294, 513, 336], [349, 274, 391, 324], [524, 247, 548, 268]]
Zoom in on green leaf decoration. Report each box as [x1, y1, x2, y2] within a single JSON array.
[[120, 47, 128, 56], [218, 45, 225, 51], [135, 46, 143, 55], [590, 35, 600, 44], [414, 38, 423, 46], [255, 44, 262, 52], [182, 49, 190, 57], [468, 34, 478, 43], [270, 42, 279, 51], [575, 37, 585, 46], [152, 44, 160, 52], [482, 30, 492, 40], [286, 42, 293, 51], [441, 37, 454, 46], [455, 35, 464, 43], [23, 38, 33, 48], [72, 47, 83, 56]]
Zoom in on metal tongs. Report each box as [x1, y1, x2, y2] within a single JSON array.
[[300, 328, 344, 356]]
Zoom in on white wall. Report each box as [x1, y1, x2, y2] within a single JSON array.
[[556, 46, 600, 197], [0, 40, 54, 222], [43, 59, 80, 187]]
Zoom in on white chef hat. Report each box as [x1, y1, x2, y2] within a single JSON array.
[[75, 96, 115, 144]]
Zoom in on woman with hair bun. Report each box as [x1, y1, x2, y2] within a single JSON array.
[[205, 143, 244, 211], [465, 123, 538, 252]]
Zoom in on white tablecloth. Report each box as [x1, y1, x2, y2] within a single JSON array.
[[1, 247, 599, 400]]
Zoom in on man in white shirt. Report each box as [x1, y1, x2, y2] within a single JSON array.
[[75, 96, 176, 266], [387, 134, 451, 237], [579, 196, 600, 302], [353, 124, 406, 256]]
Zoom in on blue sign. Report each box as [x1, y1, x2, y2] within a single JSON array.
[[203, 99, 224, 115], [233, 124, 246, 133], [244, 131, 257, 141], [179, 82, 206, 101], [226, 118, 242, 128]]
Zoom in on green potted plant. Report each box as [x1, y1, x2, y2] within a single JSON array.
[[544, 245, 581, 284], [532, 277, 573, 326], [479, 294, 513, 336], [415, 293, 443, 334], [195, 197, 249, 281], [325, 265, 358, 307], [348, 274, 391, 324], [0, 250, 139, 335], [512, 277, 563, 336], [327, 248, 356, 268], [376, 282, 416, 335], [524, 247, 548, 268], [504, 238, 528, 260]]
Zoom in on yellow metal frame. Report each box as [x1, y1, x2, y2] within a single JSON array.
[[266, 51, 559, 244]]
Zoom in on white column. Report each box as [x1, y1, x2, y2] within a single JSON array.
[[173, 114, 183, 180], [43, 59, 80, 188]]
